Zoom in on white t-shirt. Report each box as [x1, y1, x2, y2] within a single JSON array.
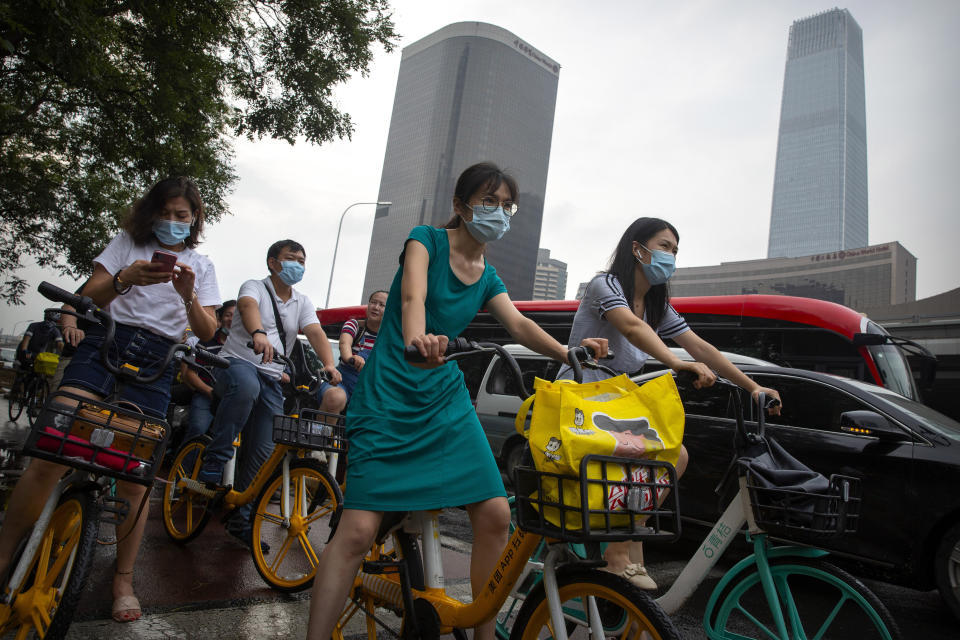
[[94, 232, 221, 342], [220, 277, 320, 379]]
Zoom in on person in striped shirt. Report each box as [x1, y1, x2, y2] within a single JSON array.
[[558, 217, 781, 591], [317, 290, 387, 408]]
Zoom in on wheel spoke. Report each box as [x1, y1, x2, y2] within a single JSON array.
[[259, 510, 286, 526], [269, 533, 296, 574], [298, 532, 320, 568], [304, 502, 335, 526]]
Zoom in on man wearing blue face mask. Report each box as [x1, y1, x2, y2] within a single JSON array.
[[198, 239, 341, 549]]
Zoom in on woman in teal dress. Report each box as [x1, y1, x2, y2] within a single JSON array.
[[307, 163, 606, 640]]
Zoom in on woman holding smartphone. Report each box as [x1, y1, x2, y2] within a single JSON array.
[[306, 162, 607, 640], [0, 177, 221, 623], [557, 216, 781, 590]]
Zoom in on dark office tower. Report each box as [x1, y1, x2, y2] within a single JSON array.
[[768, 8, 868, 258], [361, 22, 560, 300]]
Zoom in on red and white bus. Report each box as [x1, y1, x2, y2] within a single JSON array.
[[319, 294, 933, 401]]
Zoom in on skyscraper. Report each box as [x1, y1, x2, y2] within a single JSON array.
[[532, 248, 568, 300], [361, 22, 560, 300], [768, 8, 868, 258]]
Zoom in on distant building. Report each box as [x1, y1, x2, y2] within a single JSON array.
[[670, 242, 915, 310], [575, 281, 589, 301], [532, 248, 567, 300], [768, 8, 868, 258], [361, 22, 560, 301]]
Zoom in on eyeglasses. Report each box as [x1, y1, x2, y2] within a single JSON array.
[[478, 196, 518, 217]]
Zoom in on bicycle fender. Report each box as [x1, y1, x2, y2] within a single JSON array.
[[704, 544, 829, 627]]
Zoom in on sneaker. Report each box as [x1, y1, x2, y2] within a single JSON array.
[[620, 563, 657, 590], [196, 460, 223, 486], [225, 517, 270, 555]]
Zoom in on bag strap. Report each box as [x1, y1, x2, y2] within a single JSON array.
[[263, 280, 287, 356], [514, 394, 536, 437]]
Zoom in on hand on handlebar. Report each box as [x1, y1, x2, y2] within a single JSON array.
[[578, 337, 608, 360], [62, 326, 85, 347], [752, 386, 783, 416], [407, 333, 448, 369], [675, 361, 717, 389], [323, 364, 342, 385], [349, 354, 366, 371], [251, 331, 275, 364]]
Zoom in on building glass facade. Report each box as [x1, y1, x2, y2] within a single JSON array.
[[532, 248, 568, 300], [361, 22, 559, 300], [768, 8, 868, 258], [670, 242, 916, 311]]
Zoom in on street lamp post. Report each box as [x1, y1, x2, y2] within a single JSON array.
[[325, 201, 391, 309]]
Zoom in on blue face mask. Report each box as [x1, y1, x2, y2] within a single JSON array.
[[636, 245, 676, 285], [276, 260, 305, 286], [464, 205, 511, 243], [153, 219, 192, 245]]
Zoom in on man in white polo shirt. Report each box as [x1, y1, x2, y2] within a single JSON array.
[[198, 239, 341, 548]]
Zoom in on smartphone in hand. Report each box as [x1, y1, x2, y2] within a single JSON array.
[[151, 249, 178, 272]]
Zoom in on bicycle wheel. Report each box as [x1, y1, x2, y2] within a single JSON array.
[[510, 568, 680, 640], [161, 436, 214, 543], [332, 530, 424, 640], [2, 488, 99, 640], [7, 375, 25, 422], [26, 378, 49, 427], [706, 556, 901, 640], [250, 457, 342, 592]]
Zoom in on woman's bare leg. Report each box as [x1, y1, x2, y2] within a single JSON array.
[[466, 496, 510, 640], [112, 481, 150, 618], [305, 508, 382, 640]]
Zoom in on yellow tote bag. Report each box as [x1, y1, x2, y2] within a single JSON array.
[[515, 373, 685, 529]]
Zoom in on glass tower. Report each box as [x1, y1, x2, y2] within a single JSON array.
[[768, 8, 868, 258], [361, 22, 560, 300]]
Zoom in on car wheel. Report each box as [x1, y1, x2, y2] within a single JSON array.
[[935, 522, 960, 620], [502, 440, 525, 487]]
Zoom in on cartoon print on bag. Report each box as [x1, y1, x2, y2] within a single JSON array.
[[569, 408, 595, 435], [590, 413, 664, 449], [542, 436, 562, 461]]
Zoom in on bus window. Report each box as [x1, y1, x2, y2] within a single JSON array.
[[866, 321, 917, 399]]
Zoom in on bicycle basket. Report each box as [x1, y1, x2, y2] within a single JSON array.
[[746, 473, 861, 540], [514, 454, 681, 543], [272, 409, 348, 453], [22, 390, 169, 486], [33, 352, 59, 377]]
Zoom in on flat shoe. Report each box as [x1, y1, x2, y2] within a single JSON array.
[[112, 594, 142, 623], [620, 563, 657, 590]]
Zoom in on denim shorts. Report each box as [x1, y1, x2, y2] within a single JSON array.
[[59, 322, 177, 419]]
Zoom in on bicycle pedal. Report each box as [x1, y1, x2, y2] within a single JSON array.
[[181, 477, 231, 500], [99, 495, 130, 526], [362, 560, 402, 574]]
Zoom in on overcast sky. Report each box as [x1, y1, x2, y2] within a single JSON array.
[[3, 0, 958, 334]]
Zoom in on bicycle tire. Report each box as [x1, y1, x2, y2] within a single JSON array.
[[250, 457, 342, 592], [161, 436, 214, 544], [332, 529, 425, 640], [509, 567, 681, 640], [26, 378, 49, 427], [7, 375, 24, 422], [2, 487, 99, 640], [705, 556, 901, 640]]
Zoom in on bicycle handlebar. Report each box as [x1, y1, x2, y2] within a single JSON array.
[[402, 339, 613, 399], [39, 280, 230, 384]]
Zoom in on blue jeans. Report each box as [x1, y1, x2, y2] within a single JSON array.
[[184, 391, 215, 443], [60, 322, 176, 418], [204, 357, 283, 524]]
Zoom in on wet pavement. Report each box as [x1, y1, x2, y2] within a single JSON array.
[[1, 393, 958, 638]]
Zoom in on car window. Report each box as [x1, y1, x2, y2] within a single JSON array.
[[459, 352, 495, 401], [674, 377, 735, 419], [486, 356, 561, 398], [750, 374, 867, 433]]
